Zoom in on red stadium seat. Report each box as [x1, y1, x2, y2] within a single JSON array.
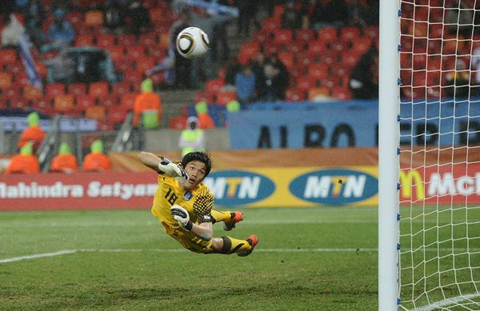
[[194, 92, 215, 103], [32, 98, 52, 111], [136, 57, 155, 72], [112, 82, 132, 96], [285, 88, 305, 101], [107, 106, 128, 125], [351, 37, 373, 54], [318, 27, 337, 44], [295, 29, 315, 42], [296, 76, 317, 93], [274, 29, 293, 45], [98, 95, 118, 108], [308, 40, 328, 56], [85, 106, 106, 120], [262, 17, 280, 32], [89, 82, 110, 97], [9, 98, 29, 110], [54, 94, 75, 112], [331, 87, 352, 101], [364, 26, 379, 40], [45, 83, 65, 97], [169, 116, 188, 130], [206, 79, 225, 95], [278, 52, 295, 69], [68, 83, 88, 96], [286, 42, 305, 54], [0, 49, 17, 65], [139, 33, 158, 46], [149, 8, 164, 24], [23, 85, 42, 99], [319, 51, 338, 65], [0, 73, 12, 89], [117, 34, 137, 46], [253, 31, 271, 44], [341, 51, 362, 68], [120, 93, 136, 110], [124, 70, 144, 85], [340, 27, 361, 42], [84, 10, 104, 27], [330, 41, 348, 53], [75, 34, 94, 47], [216, 91, 237, 105], [105, 45, 125, 62], [308, 64, 329, 80], [76, 95, 96, 111], [96, 34, 115, 48], [126, 45, 146, 60]]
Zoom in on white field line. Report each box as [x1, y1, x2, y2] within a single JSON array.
[[0, 248, 377, 264], [4, 247, 480, 265]]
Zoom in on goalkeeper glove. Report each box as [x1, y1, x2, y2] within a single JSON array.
[[171, 205, 193, 231], [158, 157, 189, 183]]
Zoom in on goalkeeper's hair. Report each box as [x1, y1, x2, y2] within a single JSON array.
[[182, 152, 212, 177]]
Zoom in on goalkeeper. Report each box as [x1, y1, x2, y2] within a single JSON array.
[[138, 151, 259, 256]]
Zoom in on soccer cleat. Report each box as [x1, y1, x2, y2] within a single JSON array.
[[223, 212, 243, 231], [237, 234, 259, 257]]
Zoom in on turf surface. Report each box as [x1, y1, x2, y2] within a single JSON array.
[[0, 207, 378, 311]]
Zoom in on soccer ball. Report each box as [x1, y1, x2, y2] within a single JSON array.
[[176, 27, 209, 59]]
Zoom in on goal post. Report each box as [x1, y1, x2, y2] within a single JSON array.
[[380, 1, 480, 311], [378, 0, 400, 310]]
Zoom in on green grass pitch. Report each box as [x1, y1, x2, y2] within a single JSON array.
[[0, 207, 378, 311]]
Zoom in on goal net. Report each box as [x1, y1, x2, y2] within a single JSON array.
[[397, 0, 480, 310]]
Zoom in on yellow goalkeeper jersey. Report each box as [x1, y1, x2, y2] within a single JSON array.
[[151, 173, 214, 228]]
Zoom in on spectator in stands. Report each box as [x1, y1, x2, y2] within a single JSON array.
[[251, 52, 267, 96], [179, 116, 205, 156], [82, 140, 112, 172], [189, 7, 238, 87], [133, 78, 163, 129], [235, 64, 257, 103], [18, 112, 46, 152], [50, 142, 78, 173], [307, 0, 348, 30], [349, 45, 378, 99], [237, 0, 256, 37], [104, 1, 126, 33], [258, 63, 284, 101], [169, 9, 192, 88], [281, 0, 303, 30], [25, 14, 46, 50], [1, 14, 25, 49], [128, 0, 150, 34], [43, 51, 76, 84], [267, 53, 290, 98], [41, 8, 75, 52], [6, 142, 40, 174], [445, 59, 470, 98], [25, 0, 45, 21], [195, 101, 216, 129]]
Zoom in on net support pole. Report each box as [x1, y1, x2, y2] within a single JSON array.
[[379, 0, 400, 311]]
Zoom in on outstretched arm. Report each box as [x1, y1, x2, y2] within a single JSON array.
[[138, 151, 162, 173], [138, 152, 189, 182]]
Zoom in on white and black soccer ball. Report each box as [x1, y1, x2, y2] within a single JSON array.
[[176, 27, 209, 59]]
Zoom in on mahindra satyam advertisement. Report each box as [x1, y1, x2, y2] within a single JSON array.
[[1, 165, 479, 210]]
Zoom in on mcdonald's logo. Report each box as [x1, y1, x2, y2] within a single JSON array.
[[399, 170, 425, 200]]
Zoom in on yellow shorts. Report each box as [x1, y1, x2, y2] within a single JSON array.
[[152, 208, 214, 254]]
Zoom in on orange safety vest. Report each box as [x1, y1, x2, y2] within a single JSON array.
[[18, 126, 46, 150], [133, 92, 163, 126], [82, 153, 112, 172], [50, 154, 78, 173], [6, 154, 40, 174], [198, 113, 215, 129]]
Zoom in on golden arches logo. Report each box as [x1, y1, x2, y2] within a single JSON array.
[[399, 170, 425, 200]]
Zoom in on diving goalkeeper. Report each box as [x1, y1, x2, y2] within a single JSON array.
[[138, 151, 259, 256]]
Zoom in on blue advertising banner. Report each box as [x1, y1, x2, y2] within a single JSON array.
[[228, 100, 480, 149]]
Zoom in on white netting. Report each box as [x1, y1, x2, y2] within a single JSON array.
[[398, 1, 480, 310]]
